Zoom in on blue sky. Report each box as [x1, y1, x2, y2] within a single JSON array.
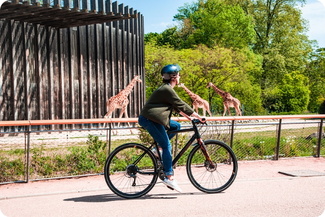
[[120, 0, 325, 48]]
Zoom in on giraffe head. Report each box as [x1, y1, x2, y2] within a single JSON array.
[[178, 83, 185, 88], [206, 82, 213, 88], [133, 75, 142, 83]]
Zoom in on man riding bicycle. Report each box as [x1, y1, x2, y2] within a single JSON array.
[[138, 64, 205, 193]]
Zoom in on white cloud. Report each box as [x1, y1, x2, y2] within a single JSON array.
[[318, 0, 325, 8]]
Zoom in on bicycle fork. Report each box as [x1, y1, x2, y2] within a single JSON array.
[[197, 138, 217, 171]]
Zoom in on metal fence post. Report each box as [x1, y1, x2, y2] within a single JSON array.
[[274, 119, 282, 160], [316, 119, 323, 158], [25, 125, 31, 183], [108, 123, 112, 155], [230, 120, 235, 148]]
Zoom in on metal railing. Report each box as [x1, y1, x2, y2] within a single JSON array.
[[0, 115, 324, 184]]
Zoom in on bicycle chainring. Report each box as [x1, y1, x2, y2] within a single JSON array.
[[157, 165, 166, 180]]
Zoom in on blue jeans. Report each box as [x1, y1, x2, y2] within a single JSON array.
[[138, 115, 180, 176]]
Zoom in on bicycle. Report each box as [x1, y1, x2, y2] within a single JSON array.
[[104, 118, 238, 199]]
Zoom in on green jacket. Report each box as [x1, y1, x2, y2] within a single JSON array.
[[140, 83, 194, 129]]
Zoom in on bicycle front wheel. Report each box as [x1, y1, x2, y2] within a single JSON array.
[[104, 143, 158, 199], [186, 140, 238, 193]]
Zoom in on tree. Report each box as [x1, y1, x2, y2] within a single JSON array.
[[279, 71, 310, 113], [144, 0, 316, 114], [237, 0, 313, 113], [144, 32, 160, 45], [173, 0, 256, 49], [241, 0, 311, 87], [304, 48, 325, 113], [145, 43, 264, 115], [319, 100, 325, 114]]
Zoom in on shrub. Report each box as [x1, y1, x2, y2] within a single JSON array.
[[0, 157, 25, 182], [138, 126, 154, 146]]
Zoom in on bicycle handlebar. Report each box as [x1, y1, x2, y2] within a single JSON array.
[[192, 118, 206, 125]]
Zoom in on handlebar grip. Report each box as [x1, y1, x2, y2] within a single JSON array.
[[193, 118, 206, 124]]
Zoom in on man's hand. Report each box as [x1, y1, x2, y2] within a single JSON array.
[[190, 112, 206, 123]]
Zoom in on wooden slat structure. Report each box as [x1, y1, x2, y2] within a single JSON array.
[[0, 0, 137, 28], [0, 0, 145, 129]]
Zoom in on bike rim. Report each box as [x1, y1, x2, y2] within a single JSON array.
[[104, 143, 158, 198], [187, 141, 238, 193]]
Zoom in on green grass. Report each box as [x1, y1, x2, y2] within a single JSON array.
[[0, 135, 141, 182]]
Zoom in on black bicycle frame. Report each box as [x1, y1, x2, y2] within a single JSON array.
[[137, 119, 206, 175], [167, 120, 204, 166]]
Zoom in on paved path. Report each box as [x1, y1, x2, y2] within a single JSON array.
[[1, 157, 325, 217]]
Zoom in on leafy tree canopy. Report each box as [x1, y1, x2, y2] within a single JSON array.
[[143, 0, 324, 115], [173, 0, 256, 49], [145, 43, 264, 115]]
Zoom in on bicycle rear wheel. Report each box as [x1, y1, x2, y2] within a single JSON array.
[[104, 143, 158, 199], [186, 140, 238, 193]]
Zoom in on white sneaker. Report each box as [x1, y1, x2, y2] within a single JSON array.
[[163, 178, 183, 193]]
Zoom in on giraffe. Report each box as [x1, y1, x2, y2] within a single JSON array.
[[178, 83, 212, 116], [104, 75, 142, 127], [207, 82, 242, 116]]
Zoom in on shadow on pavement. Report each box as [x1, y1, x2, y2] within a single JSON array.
[[63, 191, 208, 202]]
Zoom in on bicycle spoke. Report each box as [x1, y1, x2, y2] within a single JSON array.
[[187, 140, 238, 193], [104, 143, 158, 199]]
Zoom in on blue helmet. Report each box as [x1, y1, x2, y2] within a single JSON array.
[[161, 64, 181, 76]]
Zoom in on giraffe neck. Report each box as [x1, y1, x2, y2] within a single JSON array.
[[117, 78, 137, 97], [181, 85, 198, 100], [210, 84, 226, 97]]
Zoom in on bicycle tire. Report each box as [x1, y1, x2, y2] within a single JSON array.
[[186, 140, 238, 193], [104, 143, 158, 199]]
